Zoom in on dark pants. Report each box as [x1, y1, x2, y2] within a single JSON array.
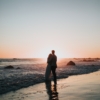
[[51, 66, 57, 84]]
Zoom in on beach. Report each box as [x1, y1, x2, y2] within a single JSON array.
[[0, 70, 100, 100], [1, 0, 100, 99]]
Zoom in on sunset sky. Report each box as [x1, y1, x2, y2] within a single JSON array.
[[0, 0, 100, 58]]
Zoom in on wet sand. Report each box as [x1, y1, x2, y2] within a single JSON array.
[[0, 70, 100, 100]]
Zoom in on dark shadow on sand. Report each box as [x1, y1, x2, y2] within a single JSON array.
[[45, 81, 59, 100]]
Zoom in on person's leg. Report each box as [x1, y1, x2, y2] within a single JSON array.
[[51, 67, 57, 84]]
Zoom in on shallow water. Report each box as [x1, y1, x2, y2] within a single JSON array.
[[0, 71, 100, 100], [0, 58, 100, 94]]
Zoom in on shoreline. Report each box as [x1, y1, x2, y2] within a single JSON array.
[[0, 65, 100, 95], [0, 70, 100, 100]]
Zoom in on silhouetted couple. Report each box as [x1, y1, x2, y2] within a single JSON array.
[[45, 50, 57, 84]]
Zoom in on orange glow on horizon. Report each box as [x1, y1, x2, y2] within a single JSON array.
[[0, 47, 100, 58]]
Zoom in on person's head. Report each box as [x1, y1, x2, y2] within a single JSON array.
[[48, 53, 52, 58], [51, 50, 55, 55]]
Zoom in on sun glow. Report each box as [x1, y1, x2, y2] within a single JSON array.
[[37, 47, 67, 58]]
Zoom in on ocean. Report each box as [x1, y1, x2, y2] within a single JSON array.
[[0, 58, 100, 94]]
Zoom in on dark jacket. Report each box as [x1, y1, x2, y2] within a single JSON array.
[[51, 54, 57, 68], [47, 54, 57, 68]]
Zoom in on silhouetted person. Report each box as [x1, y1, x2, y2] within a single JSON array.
[[51, 50, 57, 84], [45, 54, 52, 80], [45, 50, 57, 84]]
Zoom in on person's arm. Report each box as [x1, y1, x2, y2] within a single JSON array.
[[55, 55, 57, 67], [56, 55, 57, 62]]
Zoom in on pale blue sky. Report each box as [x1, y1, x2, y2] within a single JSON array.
[[0, 0, 100, 58]]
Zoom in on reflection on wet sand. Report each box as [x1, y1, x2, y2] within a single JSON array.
[[45, 81, 59, 100]]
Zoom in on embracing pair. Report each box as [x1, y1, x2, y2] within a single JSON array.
[[45, 50, 57, 84]]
